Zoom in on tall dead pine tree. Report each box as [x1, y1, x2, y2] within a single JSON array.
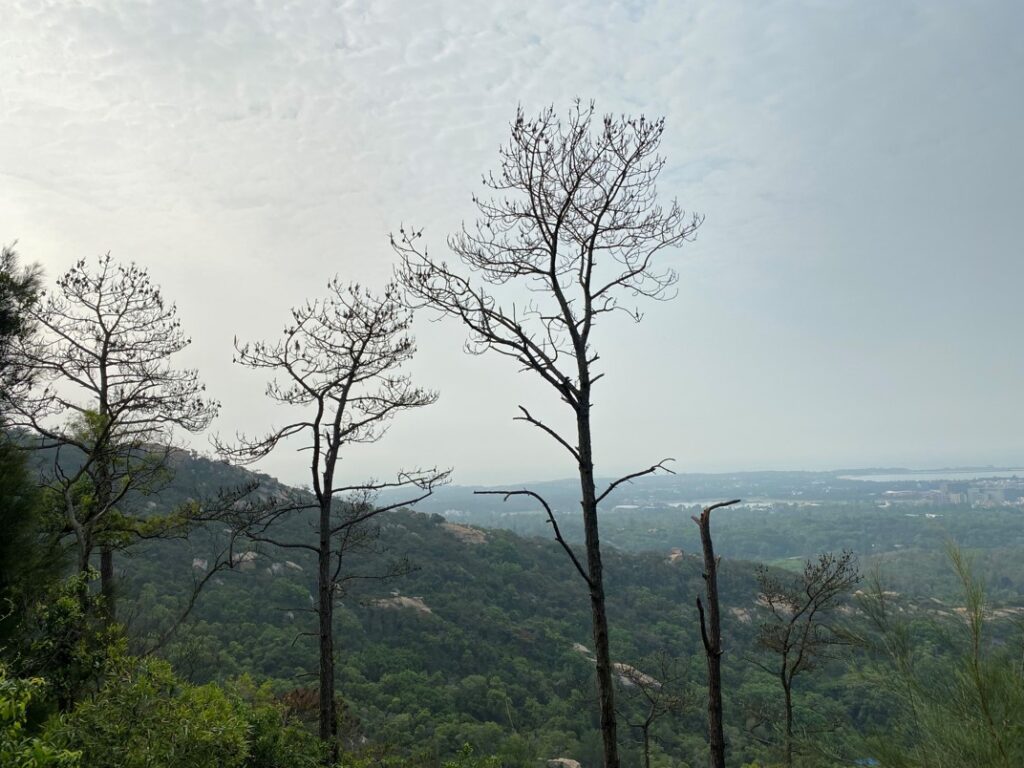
[[394, 102, 701, 768], [220, 280, 448, 762]]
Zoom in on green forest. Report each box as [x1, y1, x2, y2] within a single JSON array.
[[2, 105, 1022, 768], [6, 442, 1024, 768]]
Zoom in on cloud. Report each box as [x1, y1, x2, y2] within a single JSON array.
[[2, 0, 1021, 484]]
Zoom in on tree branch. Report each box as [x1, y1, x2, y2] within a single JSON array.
[[596, 459, 675, 505], [513, 405, 580, 461], [476, 488, 593, 589]]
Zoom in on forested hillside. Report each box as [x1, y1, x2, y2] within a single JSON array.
[[6, 433, 1024, 767], [116, 454, 1024, 767], [122, 454, 775, 765], [5, 421, 1024, 767]]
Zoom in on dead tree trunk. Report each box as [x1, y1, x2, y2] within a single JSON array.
[[98, 357, 114, 620], [95, 444, 116, 623], [318, 500, 337, 761], [578, 404, 619, 768], [693, 499, 740, 768], [782, 676, 794, 768]]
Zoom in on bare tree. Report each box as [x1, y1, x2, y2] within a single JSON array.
[[393, 101, 700, 768], [218, 279, 448, 761], [3, 254, 219, 618], [753, 550, 860, 767], [693, 498, 740, 768], [615, 653, 688, 768]]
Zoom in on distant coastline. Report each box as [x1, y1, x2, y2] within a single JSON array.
[[840, 468, 1024, 483]]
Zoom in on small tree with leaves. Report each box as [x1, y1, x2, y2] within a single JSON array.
[[753, 550, 860, 767], [615, 653, 688, 768], [3, 254, 219, 619], [219, 279, 448, 761], [0, 242, 53, 639], [0, 242, 43, 415], [393, 101, 700, 768]]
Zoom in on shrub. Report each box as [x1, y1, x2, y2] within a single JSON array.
[[0, 665, 80, 768]]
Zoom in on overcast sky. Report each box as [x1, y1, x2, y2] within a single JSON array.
[[2, 1, 1021, 487]]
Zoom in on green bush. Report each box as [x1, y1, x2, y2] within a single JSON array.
[[441, 743, 502, 768], [227, 677, 322, 768], [49, 656, 320, 768], [0, 665, 80, 768], [15, 572, 120, 711], [49, 655, 248, 768]]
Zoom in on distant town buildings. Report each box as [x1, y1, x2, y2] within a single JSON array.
[[878, 478, 1023, 508]]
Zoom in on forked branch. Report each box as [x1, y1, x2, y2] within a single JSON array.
[[596, 459, 675, 505]]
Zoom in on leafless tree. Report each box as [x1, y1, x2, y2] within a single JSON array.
[[753, 550, 861, 767], [615, 652, 688, 768], [3, 254, 219, 618], [392, 101, 700, 768], [217, 279, 448, 761], [693, 498, 740, 768]]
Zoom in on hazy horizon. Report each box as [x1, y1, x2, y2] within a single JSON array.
[[4, 1, 1021, 488], [242, 458, 1024, 491]]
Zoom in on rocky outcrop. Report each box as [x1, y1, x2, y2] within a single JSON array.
[[441, 522, 488, 544], [372, 594, 432, 615]]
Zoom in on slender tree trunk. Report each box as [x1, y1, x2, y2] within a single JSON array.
[[100, 545, 115, 621], [695, 506, 726, 768], [73, 524, 90, 576], [318, 499, 338, 764], [74, 530, 92, 613], [577, 400, 620, 768], [642, 725, 651, 768], [97, 361, 115, 621], [783, 677, 794, 768]]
